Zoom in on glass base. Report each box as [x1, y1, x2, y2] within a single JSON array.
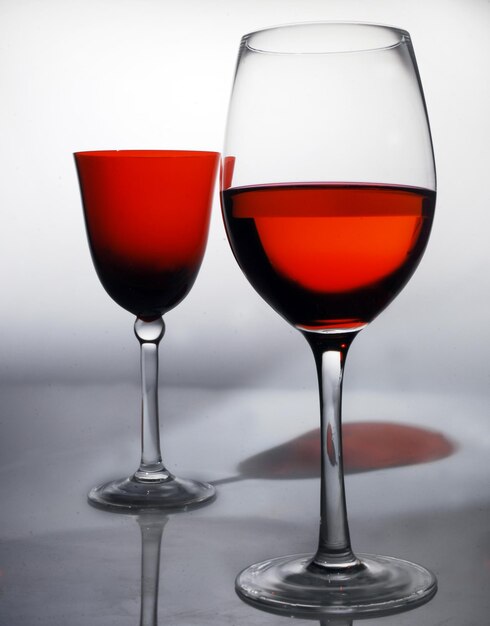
[[88, 474, 216, 512], [236, 553, 437, 618]]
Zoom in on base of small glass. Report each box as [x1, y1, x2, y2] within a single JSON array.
[[236, 553, 437, 618], [88, 473, 216, 512]]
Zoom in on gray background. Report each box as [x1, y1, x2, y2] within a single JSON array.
[[0, 0, 488, 393]]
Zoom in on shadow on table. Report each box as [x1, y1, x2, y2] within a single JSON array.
[[214, 421, 455, 484]]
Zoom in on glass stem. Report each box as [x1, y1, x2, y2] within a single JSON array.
[[137, 514, 168, 626], [304, 332, 361, 571], [134, 317, 170, 482]]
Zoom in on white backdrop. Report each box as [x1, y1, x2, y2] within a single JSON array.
[[0, 0, 488, 397]]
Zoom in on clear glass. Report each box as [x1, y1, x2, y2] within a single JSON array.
[[221, 22, 437, 616], [75, 150, 219, 511]]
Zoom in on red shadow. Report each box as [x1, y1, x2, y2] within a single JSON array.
[[237, 422, 455, 480]]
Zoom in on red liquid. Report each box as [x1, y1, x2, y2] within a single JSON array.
[[76, 150, 219, 318], [222, 184, 435, 331]]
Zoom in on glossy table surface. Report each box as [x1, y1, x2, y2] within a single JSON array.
[[0, 381, 488, 625]]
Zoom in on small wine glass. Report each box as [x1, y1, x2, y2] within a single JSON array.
[[75, 149, 219, 511], [221, 23, 437, 616]]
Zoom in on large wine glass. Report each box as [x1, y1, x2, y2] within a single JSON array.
[[221, 23, 437, 616], [75, 149, 219, 510]]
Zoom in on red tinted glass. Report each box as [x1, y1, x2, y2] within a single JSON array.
[[75, 150, 219, 318]]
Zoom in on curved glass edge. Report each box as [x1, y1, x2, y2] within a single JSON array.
[[241, 21, 410, 56]]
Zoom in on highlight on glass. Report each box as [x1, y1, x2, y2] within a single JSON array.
[[221, 22, 437, 616], [75, 149, 219, 511]]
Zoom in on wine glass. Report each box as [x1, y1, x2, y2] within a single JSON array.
[[221, 23, 437, 616], [75, 149, 219, 510]]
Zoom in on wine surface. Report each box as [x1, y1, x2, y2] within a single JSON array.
[[222, 183, 435, 331]]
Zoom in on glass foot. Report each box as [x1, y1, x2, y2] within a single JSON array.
[[88, 474, 216, 512], [236, 553, 437, 618]]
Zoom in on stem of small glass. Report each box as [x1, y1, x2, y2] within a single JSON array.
[[304, 331, 361, 571], [134, 317, 170, 482], [138, 514, 168, 626]]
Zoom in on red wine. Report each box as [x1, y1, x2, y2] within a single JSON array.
[[222, 183, 435, 331], [76, 151, 218, 318]]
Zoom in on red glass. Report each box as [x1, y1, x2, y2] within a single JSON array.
[[76, 150, 219, 319], [75, 150, 219, 512]]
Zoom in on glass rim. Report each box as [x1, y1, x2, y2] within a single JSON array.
[[73, 149, 220, 159], [242, 21, 410, 55]]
